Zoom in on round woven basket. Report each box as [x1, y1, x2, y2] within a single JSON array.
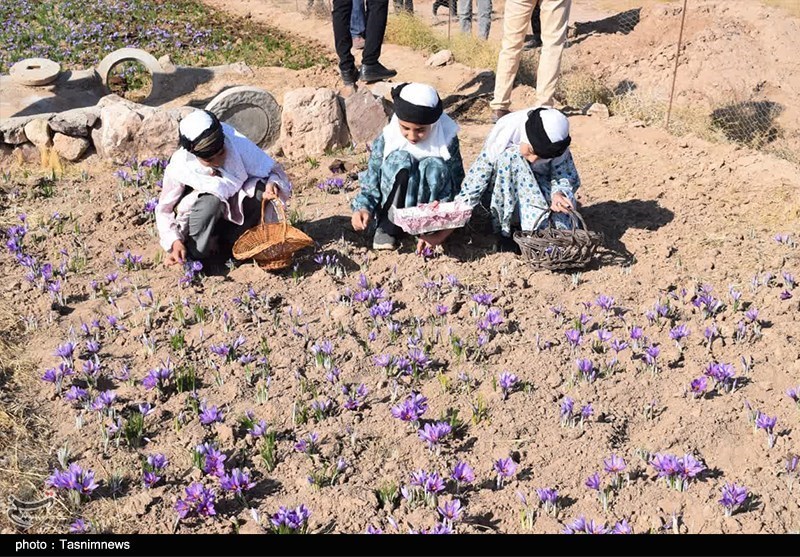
[[513, 209, 603, 271], [232, 197, 314, 271]]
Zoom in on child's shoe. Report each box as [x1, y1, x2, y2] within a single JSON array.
[[372, 228, 397, 250]]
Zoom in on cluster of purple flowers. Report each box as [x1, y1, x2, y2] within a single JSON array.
[[143, 454, 168, 488], [649, 453, 706, 491], [718, 482, 749, 516], [199, 401, 224, 425], [219, 468, 256, 498], [498, 372, 518, 399], [403, 469, 446, 505], [560, 397, 592, 428], [195, 442, 227, 477], [117, 250, 143, 271], [493, 458, 517, 489], [179, 261, 203, 288], [175, 482, 217, 519], [317, 176, 345, 193], [270, 505, 311, 534], [47, 463, 98, 500], [562, 517, 632, 534], [142, 363, 173, 393], [209, 335, 246, 363], [342, 383, 368, 411], [703, 361, 737, 392], [391, 392, 428, 423], [418, 421, 452, 451]]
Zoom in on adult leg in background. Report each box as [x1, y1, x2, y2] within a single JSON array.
[[477, 0, 492, 40], [351, 0, 366, 49], [489, 0, 536, 112], [536, 0, 571, 106], [457, 0, 473, 34], [332, 0, 357, 80], [361, 0, 396, 81]]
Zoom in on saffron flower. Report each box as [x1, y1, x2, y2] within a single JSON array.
[[437, 499, 463, 524], [719, 483, 749, 516], [175, 483, 216, 519], [199, 402, 224, 425], [391, 392, 428, 423], [690, 377, 708, 399], [756, 413, 778, 448], [649, 453, 706, 491], [220, 468, 256, 497], [498, 372, 518, 399], [418, 422, 452, 451], [494, 458, 517, 488], [451, 461, 475, 486]]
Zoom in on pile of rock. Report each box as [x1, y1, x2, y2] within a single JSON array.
[[0, 85, 391, 165]]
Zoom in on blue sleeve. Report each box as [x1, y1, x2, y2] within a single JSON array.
[[550, 151, 581, 197], [352, 134, 385, 214], [454, 149, 494, 208]]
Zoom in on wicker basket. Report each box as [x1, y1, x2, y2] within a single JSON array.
[[513, 209, 603, 271], [232, 197, 314, 271]]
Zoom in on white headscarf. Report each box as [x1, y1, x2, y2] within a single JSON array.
[[382, 83, 460, 162], [165, 118, 275, 201], [484, 107, 570, 169]]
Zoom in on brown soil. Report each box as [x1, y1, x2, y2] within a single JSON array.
[[1, 0, 799, 536]]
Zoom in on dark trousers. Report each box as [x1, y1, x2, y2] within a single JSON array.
[[185, 182, 266, 260], [332, 0, 389, 73], [531, 1, 541, 37], [377, 169, 409, 236]]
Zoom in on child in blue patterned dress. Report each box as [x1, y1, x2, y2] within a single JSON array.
[[351, 83, 466, 250], [417, 107, 580, 253]]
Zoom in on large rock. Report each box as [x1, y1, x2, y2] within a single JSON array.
[[344, 88, 389, 148], [49, 108, 100, 137], [280, 88, 350, 159], [23, 118, 52, 148], [136, 109, 178, 161], [585, 102, 610, 119], [91, 104, 143, 164], [426, 50, 454, 67], [97, 94, 156, 118], [0, 118, 28, 145], [53, 133, 90, 161]]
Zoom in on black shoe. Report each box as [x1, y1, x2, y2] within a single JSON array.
[[359, 63, 397, 83], [496, 235, 522, 255], [523, 35, 543, 50], [341, 67, 359, 87]]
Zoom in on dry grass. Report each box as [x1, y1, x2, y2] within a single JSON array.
[[556, 71, 615, 109], [762, 0, 800, 18], [385, 13, 500, 69], [0, 250, 57, 532], [596, 0, 679, 11]]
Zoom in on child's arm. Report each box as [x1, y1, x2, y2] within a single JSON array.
[[453, 148, 494, 208], [155, 172, 186, 257], [549, 151, 581, 200], [447, 136, 466, 195], [351, 134, 386, 216]]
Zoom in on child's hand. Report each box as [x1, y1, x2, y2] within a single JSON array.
[[264, 182, 280, 200], [550, 192, 573, 213], [351, 210, 371, 231], [417, 229, 453, 251], [166, 240, 186, 266]]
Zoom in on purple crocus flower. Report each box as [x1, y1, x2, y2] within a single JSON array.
[[629, 326, 644, 341], [55, 342, 75, 363], [498, 372, 518, 398], [494, 458, 517, 486], [576, 358, 596, 382], [91, 390, 117, 412], [581, 404, 593, 420], [437, 499, 463, 523], [643, 345, 660, 367], [366, 525, 383, 534], [612, 519, 632, 534], [69, 519, 90, 533], [248, 419, 268, 437], [451, 461, 475, 484], [199, 402, 224, 425], [48, 463, 98, 496], [669, 324, 690, 344], [536, 488, 558, 508], [423, 472, 446, 495], [560, 397, 575, 420], [472, 293, 494, 306], [719, 482, 749, 516], [595, 295, 615, 312], [64, 385, 88, 403], [585, 472, 601, 491], [744, 308, 759, 323], [565, 329, 582, 348], [418, 422, 452, 450], [220, 468, 256, 495], [780, 290, 793, 300], [390, 392, 428, 422], [690, 377, 708, 398], [175, 482, 217, 519], [603, 455, 626, 475], [756, 413, 777, 435], [198, 444, 226, 477]]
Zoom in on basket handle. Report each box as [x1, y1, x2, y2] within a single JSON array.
[[530, 206, 587, 236], [259, 195, 289, 242]]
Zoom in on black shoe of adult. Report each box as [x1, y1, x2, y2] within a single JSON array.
[[360, 63, 397, 83], [523, 35, 543, 51], [341, 67, 360, 87]]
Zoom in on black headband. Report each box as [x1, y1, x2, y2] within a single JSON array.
[[524, 108, 571, 159], [178, 110, 225, 160], [391, 83, 443, 125]]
